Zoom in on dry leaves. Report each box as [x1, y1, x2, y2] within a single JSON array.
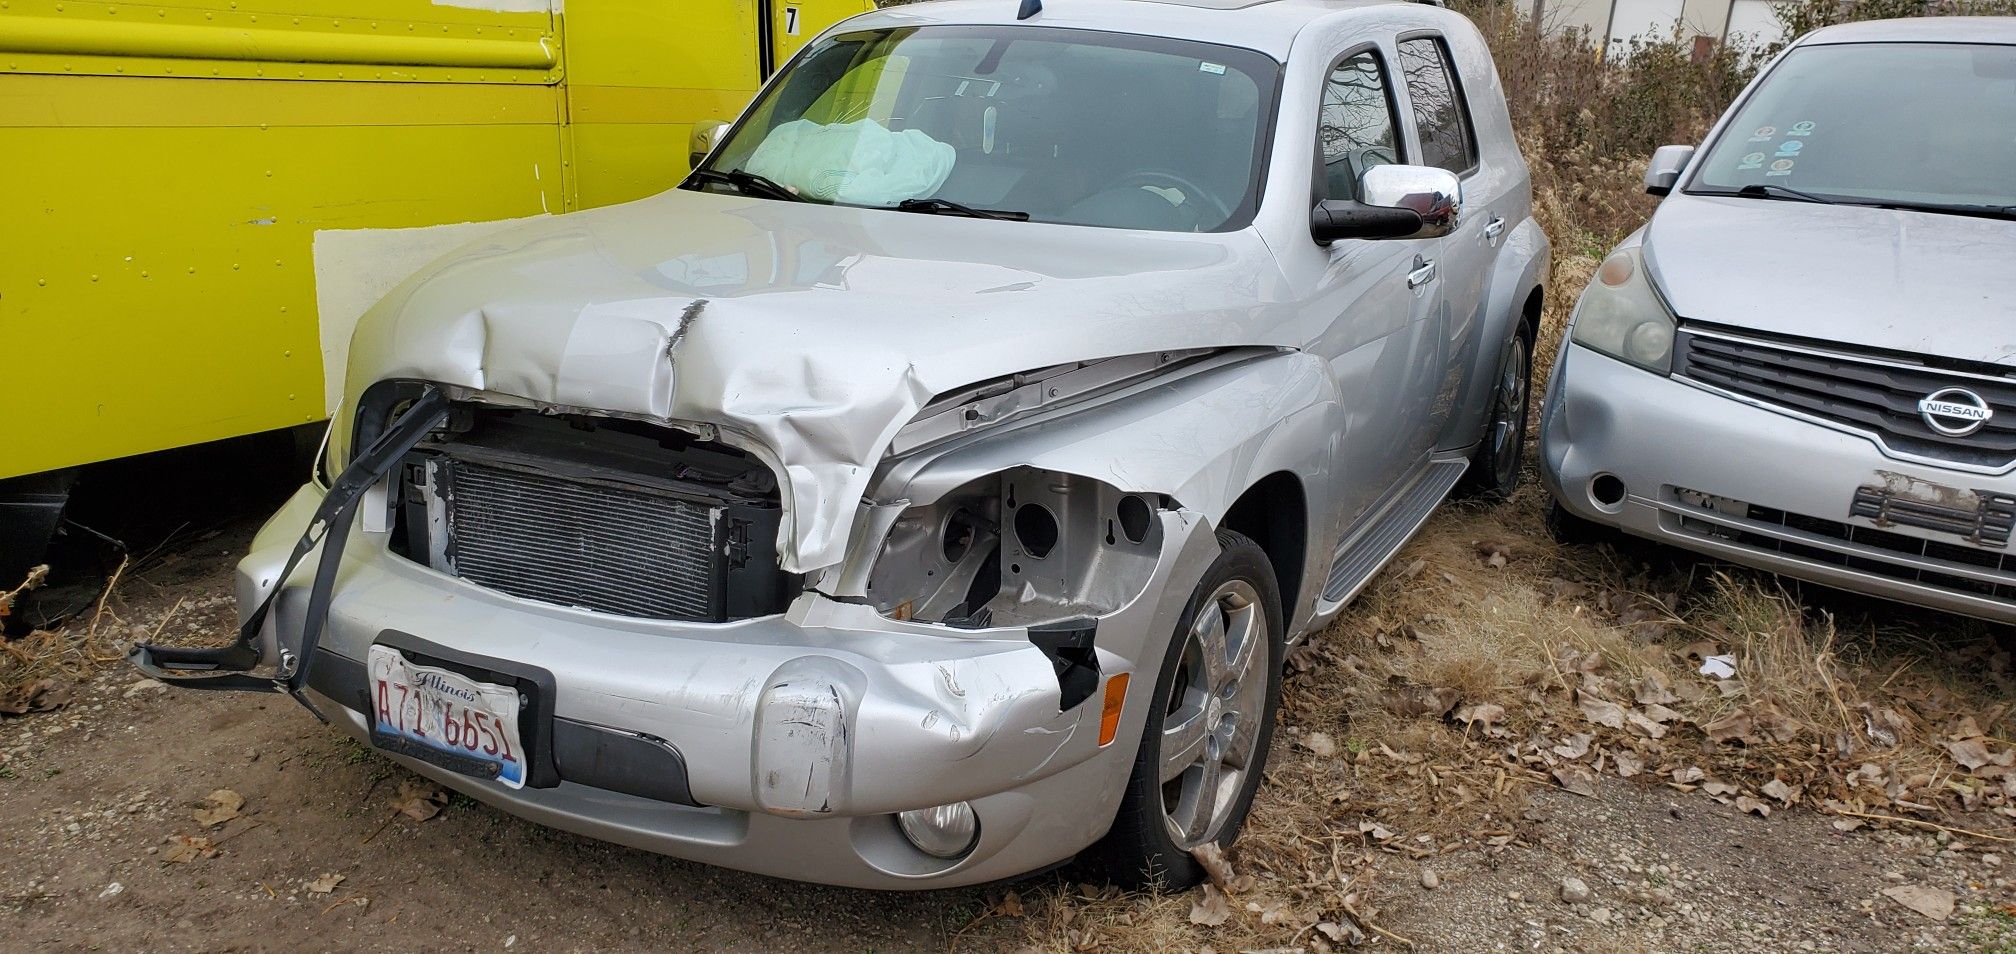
[[0, 564, 48, 620], [990, 891, 1024, 919], [1575, 690, 1625, 729], [1861, 705, 1907, 748], [1553, 764, 1598, 797], [1190, 843, 1235, 888], [1453, 702, 1506, 736], [1613, 750, 1645, 778], [306, 872, 346, 895], [161, 834, 216, 864], [0, 678, 71, 716], [1882, 884, 1956, 921], [1702, 703, 1803, 746], [193, 789, 244, 828], [1188, 884, 1232, 927], [391, 780, 448, 822], [1636, 670, 1680, 705], [1380, 681, 1460, 720]]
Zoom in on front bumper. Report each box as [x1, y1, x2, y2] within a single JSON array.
[[237, 485, 1215, 889], [1540, 343, 2016, 625]]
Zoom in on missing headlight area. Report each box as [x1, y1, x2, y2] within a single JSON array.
[[868, 467, 1166, 628], [384, 404, 799, 622]]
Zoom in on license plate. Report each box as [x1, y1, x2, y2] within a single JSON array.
[[367, 645, 528, 788]]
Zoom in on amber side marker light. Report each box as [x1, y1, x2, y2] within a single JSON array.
[[1098, 673, 1130, 747]]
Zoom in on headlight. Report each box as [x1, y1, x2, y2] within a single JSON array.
[[1569, 246, 1676, 373], [866, 467, 1163, 628]]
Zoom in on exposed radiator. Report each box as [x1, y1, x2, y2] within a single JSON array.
[[437, 458, 727, 621]]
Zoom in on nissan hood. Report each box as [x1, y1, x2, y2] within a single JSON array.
[[1643, 194, 2016, 366]]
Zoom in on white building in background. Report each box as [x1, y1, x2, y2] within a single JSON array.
[[1536, 0, 1792, 54]]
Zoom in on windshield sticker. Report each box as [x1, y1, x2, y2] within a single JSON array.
[[1766, 158, 1795, 177], [1775, 141, 1803, 157], [1748, 125, 1777, 142], [1736, 152, 1765, 171], [1199, 61, 1226, 75], [1789, 120, 1816, 137]]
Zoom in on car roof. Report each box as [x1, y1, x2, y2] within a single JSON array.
[[1799, 16, 2016, 48], [841, 0, 1433, 59]]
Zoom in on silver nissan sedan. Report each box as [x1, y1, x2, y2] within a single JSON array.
[[1541, 18, 2016, 624], [135, 0, 1547, 889]]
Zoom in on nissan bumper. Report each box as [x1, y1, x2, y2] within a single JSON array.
[[1540, 343, 2016, 625]]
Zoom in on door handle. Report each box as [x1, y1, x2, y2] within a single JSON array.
[[1407, 256, 1437, 289], [1482, 216, 1506, 245]]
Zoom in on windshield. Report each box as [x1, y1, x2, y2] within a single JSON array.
[[1688, 42, 2016, 212], [691, 26, 1281, 232]]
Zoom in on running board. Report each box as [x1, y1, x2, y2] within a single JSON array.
[[1320, 458, 1468, 604]]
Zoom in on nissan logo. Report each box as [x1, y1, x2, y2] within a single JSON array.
[[1918, 387, 1995, 438]]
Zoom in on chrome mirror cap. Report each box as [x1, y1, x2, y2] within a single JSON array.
[[1359, 164, 1462, 239]]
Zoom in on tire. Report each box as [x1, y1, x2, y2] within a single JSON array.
[[1546, 498, 1619, 547], [1456, 319, 1536, 500], [1075, 528, 1285, 890]]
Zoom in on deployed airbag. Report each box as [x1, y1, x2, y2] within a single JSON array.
[[743, 118, 956, 206]]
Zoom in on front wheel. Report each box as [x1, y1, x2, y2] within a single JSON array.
[[1075, 529, 1284, 890], [1457, 320, 1535, 499]]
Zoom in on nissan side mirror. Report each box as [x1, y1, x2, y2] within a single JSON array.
[[688, 119, 731, 170], [1644, 144, 1696, 196], [1311, 165, 1462, 244]]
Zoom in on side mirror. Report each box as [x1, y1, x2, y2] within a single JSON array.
[[1644, 144, 1696, 196], [1311, 164, 1462, 244], [688, 119, 731, 170]]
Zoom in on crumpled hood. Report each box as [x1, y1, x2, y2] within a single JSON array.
[[1644, 194, 2016, 365], [344, 189, 1300, 573]]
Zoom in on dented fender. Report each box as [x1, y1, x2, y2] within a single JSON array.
[[829, 349, 1337, 630]]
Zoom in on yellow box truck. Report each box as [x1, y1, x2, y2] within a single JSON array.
[[0, 0, 874, 582]]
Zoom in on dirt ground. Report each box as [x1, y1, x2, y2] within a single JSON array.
[[6, 510, 2015, 954]]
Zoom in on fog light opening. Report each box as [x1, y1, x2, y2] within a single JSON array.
[[897, 802, 979, 860], [1590, 473, 1627, 510]]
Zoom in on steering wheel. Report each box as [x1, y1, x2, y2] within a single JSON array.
[[1102, 169, 1235, 227]]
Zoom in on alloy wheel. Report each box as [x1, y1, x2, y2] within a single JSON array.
[[1490, 333, 1531, 483], [1158, 579, 1269, 849]]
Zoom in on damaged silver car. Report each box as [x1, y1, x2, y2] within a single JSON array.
[[1541, 18, 2016, 625], [137, 0, 1548, 889]]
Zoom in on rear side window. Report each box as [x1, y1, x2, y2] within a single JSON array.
[[1397, 36, 1478, 175], [1318, 50, 1402, 201]]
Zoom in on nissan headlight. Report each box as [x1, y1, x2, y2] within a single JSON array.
[[1568, 247, 1676, 373]]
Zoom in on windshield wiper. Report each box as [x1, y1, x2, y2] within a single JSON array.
[[687, 168, 804, 202], [1865, 200, 2016, 222], [1721, 185, 2016, 221], [1732, 183, 1837, 204], [894, 197, 1030, 221]]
